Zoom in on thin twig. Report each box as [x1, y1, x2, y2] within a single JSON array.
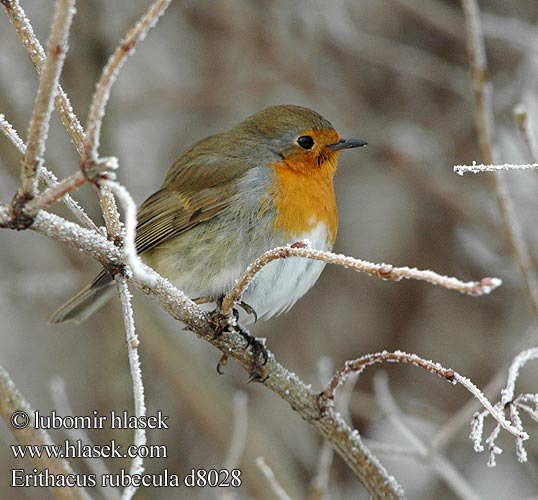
[[223, 391, 248, 470], [81, 0, 170, 243], [114, 275, 146, 500], [50, 378, 121, 500], [16, 0, 75, 201], [460, 0, 538, 320], [25, 171, 87, 213], [501, 347, 538, 406], [0, 113, 97, 230], [101, 180, 154, 282], [83, 0, 172, 163], [2, 0, 86, 155], [255, 457, 292, 500], [319, 350, 526, 441], [220, 243, 501, 317], [310, 366, 358, 500], [454, 162, 538, 175], [0, 364, 92, 500], [218, 391, 248, 500]]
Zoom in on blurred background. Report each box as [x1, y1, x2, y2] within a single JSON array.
[[1, 0, 538, 498]]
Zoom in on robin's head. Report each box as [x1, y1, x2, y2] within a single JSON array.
[[235, 105, 367, 175]]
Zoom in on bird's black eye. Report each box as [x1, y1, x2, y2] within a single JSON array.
[[297, 135, 314, 149]]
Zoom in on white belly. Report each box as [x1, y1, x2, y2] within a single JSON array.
[[241, 224, 331, 321]]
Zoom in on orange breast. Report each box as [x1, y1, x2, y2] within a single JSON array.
[[269, 155, 338, 245]]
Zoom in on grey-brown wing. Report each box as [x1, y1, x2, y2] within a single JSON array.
[[135, 131, 258, 254], [135, 185, 235, 255]]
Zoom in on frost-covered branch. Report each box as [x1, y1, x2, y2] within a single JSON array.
[[115, 276, 146, 500], [2, 0, 86, 155], [454, 161, 538, 176], [318, 350, 527, 444], [80, 0, 170, 243], [83, 0, 171, 163], [220, 242, 501, 318], [470, 347, 538, 466], [0, 365, 92, 500], [15, 0, 75, 205], [102, 180, 154, 283], [460, 0, 538, 320], [0, 113, 96, 230]]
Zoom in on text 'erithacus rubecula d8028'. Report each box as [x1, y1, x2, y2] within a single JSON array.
[[50, 105, 366, 325]]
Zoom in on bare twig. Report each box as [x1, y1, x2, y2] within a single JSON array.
[[0, 113, 97, 229], [2, 0, 86, 155], [454, 162, 538, 176], [25, 171, 87, 213], [223, 391, 248, 471], [255, 457, 292, 500], [217, 392, 248, 500], [220, 243, 501, 317], [15, 0, 75, 203], [114, 275, 146, 500], [318, 350, 527, 442], [0, 205, 405, 499], [0, 364, 92, 500], [502, 348, 538, 405], [460, 0, 538, 320], [83, 0, 172, 163], [81, 0, 170, 243]]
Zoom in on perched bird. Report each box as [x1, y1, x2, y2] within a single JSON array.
[[50, 105, 366, 325]]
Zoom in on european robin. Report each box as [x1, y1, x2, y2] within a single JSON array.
[[50, 105, 366, 324]]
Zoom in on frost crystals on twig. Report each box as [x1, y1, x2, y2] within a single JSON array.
[[115, 276, 146, 500], [101, 179, 155, 284], [470, 347, 538, 466], [221, 242, 501, 318], [454, 161, 538, 176], [15, 0, 75, 205], [318, 350, 528, 457]]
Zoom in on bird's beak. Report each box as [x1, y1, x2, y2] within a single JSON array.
[[328, 138, 368, 151]]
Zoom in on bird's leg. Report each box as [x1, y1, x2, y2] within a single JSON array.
[[208, 296, 268, 380], [238, 300, 258, 323], [193, 296, 214, 305], [233, 323, 269, 382]]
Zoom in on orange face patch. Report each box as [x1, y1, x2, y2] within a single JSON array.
[[266, 128, 341, 244]]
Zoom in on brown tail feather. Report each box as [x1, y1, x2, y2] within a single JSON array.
[[49, 271, 116, 324]]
